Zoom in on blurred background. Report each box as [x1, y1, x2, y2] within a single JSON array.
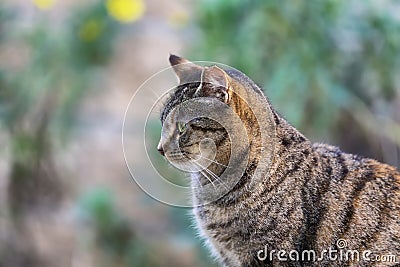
[[0, 0, 399, 266]]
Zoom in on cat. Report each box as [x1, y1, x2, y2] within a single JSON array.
[[157, 54, 400, 267]]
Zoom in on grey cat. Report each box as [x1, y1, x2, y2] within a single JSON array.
[[157, 55, 400, 267]]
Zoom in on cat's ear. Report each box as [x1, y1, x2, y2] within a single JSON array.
[[196, 66, 231, 103], [169, 54, 203, 84]]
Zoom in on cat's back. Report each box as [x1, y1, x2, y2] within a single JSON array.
[[310, 143, 400, 262]]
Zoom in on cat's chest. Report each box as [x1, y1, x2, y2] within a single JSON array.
[[193, 205, 246, 265], [193, 198, 268, 248]]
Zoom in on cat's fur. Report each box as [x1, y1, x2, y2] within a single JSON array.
[[158, 55, 400, 266]]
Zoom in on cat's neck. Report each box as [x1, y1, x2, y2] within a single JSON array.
[[191, 109, 310, 206]]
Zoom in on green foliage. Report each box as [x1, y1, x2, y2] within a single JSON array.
[[0, 1, 143, 264], [0, 1, 125, 220], [0, 1, 121, 138], [78, 188, 156, 267], [193, 0, 400, 141], [69, 2, 119, 67]]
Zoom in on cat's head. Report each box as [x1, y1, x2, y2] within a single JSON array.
[[158, 55, 234, 175], [157, 55, 274, 187]]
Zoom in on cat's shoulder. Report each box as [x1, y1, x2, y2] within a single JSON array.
[[312, 142, 400, 181], [224, 68, 265, 97]]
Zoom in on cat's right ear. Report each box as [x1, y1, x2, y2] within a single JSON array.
[[169, 54, 203, 84], [195, 66, 231, 103]]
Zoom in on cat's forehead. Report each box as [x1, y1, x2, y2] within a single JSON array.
[[160, 82, 200, 122]]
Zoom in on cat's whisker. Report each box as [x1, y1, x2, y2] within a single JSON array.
[[186, 153, 231, 189], [198, 169, 215, 188], [196, 154, 230, 168], [192, 173, 203, 188], [202, 167, 230, 191], [184, 154, 218, 188], [186, 155, 229, 190], [199, 169, 216, 188], [179, 161, 203, 189]]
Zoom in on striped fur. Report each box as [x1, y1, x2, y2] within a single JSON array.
[[159, 55, 400, 267]]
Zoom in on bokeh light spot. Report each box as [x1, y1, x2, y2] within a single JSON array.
[[106, 0, 145, 23], [79, 19, 104, 42], [32, 0, 56, 10]]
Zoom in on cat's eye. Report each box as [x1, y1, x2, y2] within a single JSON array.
[[177, 122, 187, 133]]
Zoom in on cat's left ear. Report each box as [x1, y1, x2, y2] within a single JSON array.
[[169, 54, 203, 85], [196, 66, 231, 103]]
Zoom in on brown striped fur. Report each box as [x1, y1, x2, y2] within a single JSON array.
[[158, 55, 400, 266]]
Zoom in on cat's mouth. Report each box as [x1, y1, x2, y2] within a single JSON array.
[[161, 145, 222, 176], [159, 136, 219, 171], [163, 150, 205, 172]]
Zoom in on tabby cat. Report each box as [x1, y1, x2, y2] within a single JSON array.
[[157, 55, 400, 266]]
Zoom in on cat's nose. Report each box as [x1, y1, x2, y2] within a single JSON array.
[[157, 141, 165, 156], [158, 147, 165, 156]]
